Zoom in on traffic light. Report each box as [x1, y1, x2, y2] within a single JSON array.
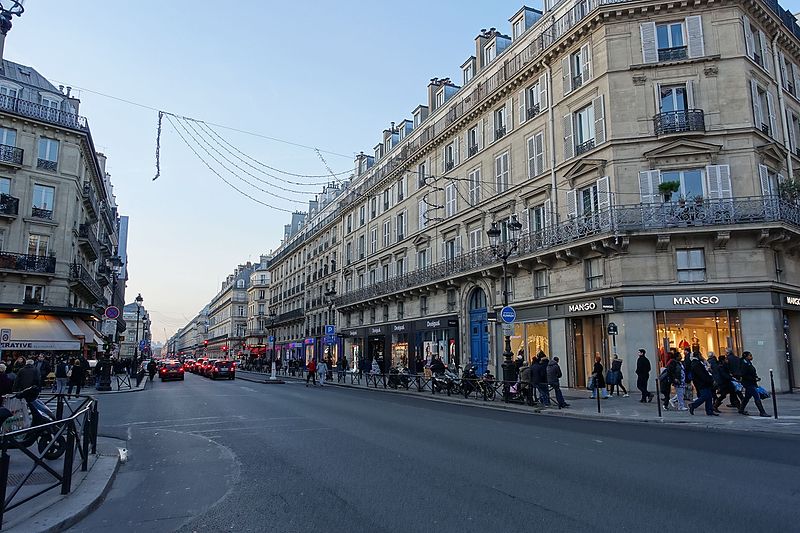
[[203, 340, 208, 346]]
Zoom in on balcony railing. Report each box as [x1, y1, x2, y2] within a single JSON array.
[[274, 308, 304, 324], [572, 74, 583, 90], [0, 193, 19, 217], [69, 263, 104, 303], [36, 159, 57, 171], [657, 46, 688, 61], [468, 144, 478, 157], [82, 183, 99, 220], [335, 195, 800, 307], [526, 104, 541, 121], [78, 223, 101, 260], [0, 252, 56, 274], [0, 94, 88, 131], [761, 123, 771, 136], [444, 160, 454, 171], [0, 143, 22, 166], [653, 109, 705, 135], [495, 127, 506, 141], [31, 206, 53, 220], [575, 139, 595, 155]]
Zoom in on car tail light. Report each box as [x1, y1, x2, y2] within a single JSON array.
[[179, 368, 184, 372]]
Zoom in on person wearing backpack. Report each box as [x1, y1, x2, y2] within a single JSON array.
[[635, 349, 653, 403], [608, 355, 628, 397], [306, 358, 317, 387]]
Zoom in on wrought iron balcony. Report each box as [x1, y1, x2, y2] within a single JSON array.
[[31, 206, 53, 220], [0, 193, 19, 218], [69, 263, 104, 303], [99, 201, 115, 230], [526, 104, 541, 120], [653, 109, 705, 135], [274, 308, 304, 324], [78, 223, 101, 260], [82, 182, 99, 220], [335, 195, 800, 307], [0, 144, 22, 166], [23, 297, 44, 305], [657, 46, 688, 61], [444, 160, 454, 171], [572, 74, 583, 90], [761, 123, 771, 136], [0, 94, 88, 131], [495, 127, 506, 141], [575, 139, 595, 155], [36, 158, 57, 171], [468, 144, 478, 157], [0, 252, 56, 274]]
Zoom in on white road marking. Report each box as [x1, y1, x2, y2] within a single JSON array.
[[238, 387, 257, 393]]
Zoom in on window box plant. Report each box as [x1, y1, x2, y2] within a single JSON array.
[[658, 180, 681, 202]]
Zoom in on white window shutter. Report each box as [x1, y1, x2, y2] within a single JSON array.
[[562, 56, 572, 96], [593, 94, 606, 145], [685, 16, 704, 58], [455, 235, 462, 255], [751, 79, 763, 128], [507, 98, 514, 132], [597, 176, 611, 210], [519, 89, 527, 124], [521, 208, 530, 233], [718, 165, 732, 198], [766, 91, 776, 137], [543, 199, 552, 227], [793, 63, 800, 99], [454, 137, 460, 166], [686, 80, 695, 109], [488, 111, 495, 144], [534, 132, 545, 175], [787, 110, 796, 150], [779, 51, 788, 88], [566, 189, 578, 218], [743, 16, 754, 59], [477, 119, 484, 150], [538, 73, 548, 110], [640, 22, 657, 63], [563, 113, 574, 160], [758, 164, 772, 196], [638, 170, 661, 204], [706, 165, 732, 199], [759, 31, 771, 72], [527, 136, 536, 178], [581, 44, 592, 83]]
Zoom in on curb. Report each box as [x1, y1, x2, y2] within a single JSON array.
[[236, 371, 800, 437]]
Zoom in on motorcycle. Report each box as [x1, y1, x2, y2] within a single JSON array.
[[479, 370, 497, 400], [0, 386, 67, 460], [387, 366, 411, 389], [461, 364, 479, 398], [432, 368, 461, 395]]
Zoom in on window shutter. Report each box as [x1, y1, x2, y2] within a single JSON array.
[[563, 113, 574, 160], [441, 240, 447, 262], [686, 80, 695, 109], [743, 16, 754, 59], [527, 136, 536, 178], [640, 22, 657, 63], [543, 199, 552, 227], [751, 79, 763, 128], [538, 73, 548, 110], [454, 137, 460, 166], [793, 63, 800, 98], [787, 109, 796, 150], [507, 98, 514, 132], [778, 173, 785, 185], [766, 91, 776, 137], [759, 31, 771, 72], [519, 89, 527, 124], [596, 176, 611, 211], [593, 94, 606, 145], [566, 189, 578, 218], [521, 208, 530, 233], [758, 164, 772, 196], [455, 235, 462, 255], [488, 111, 495, 144], [441, 146, 447, 174], [638, 170, 661, 204], [562, 56, 572, 96], [706, 165, 732, 199], [685, 16, 704, 58], [718, 165, 732, 198], [581, 44, 592, 83], [779, 51, 788, 88], [477, 119, 484, 150], [534, 132, 545, 175]]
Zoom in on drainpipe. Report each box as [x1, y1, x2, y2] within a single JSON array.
[[546, 62, 559, 221], [773, 34, 794, 181]]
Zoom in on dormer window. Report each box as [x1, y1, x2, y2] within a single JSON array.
[[413, 111, 421, 127], [384, 137, 391, 154], [484, 42, 496, 64], [41, 94, 61, 109], [463, 63, 474, 85], [513, 19, 524, 39], [436, 89, 445, 109], [0, 84, 19, 99]]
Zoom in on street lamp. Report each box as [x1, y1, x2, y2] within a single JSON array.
[[268, 310, 278, 381], [324, 287, 337, 366], [133, 293, 143, 376], [0, 1, 24, 35], [487, 214, 523, 398]]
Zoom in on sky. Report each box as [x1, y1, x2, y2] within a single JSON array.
[[6, 0, 533, 341]]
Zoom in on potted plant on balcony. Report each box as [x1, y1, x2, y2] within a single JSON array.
[[658, 180, 681, 202], [778, 178, 800, 205], [694, 194, 704, 206]]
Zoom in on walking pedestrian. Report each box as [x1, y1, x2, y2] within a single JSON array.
[[590, 356, 609, 399], [147, 359, 157, 382], [689, 352, 717, 416], [305, 359, 317, 386], [55, 358, 69, 395], [738, 351, 769, 417], [0, 364, 13, 395], [318, 357, 328, 387], [536, 354, 550, 406], [714, 354, 741, 410], [67, 356, 89, 397], [34, 354, 51, 385], [608, 354, 628, 397], [547, 356, 569, 407], [12, 359, 40, 392], [668, 352, 688, 411], [727, 348, 743, 381], [682, 348, 694, 402], [530, 356, 543, 403], [635, 349, 653, 403]]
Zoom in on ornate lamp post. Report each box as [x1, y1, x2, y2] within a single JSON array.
[[324, 287, 337, 361], [487, 214, 523, 398], [132, 293, 143, 376]]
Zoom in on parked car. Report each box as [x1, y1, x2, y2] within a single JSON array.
[[159, 361, 185, 381], [210, 360, 236, 380]]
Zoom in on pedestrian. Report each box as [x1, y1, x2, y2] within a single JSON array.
[[306, 358, 317, 386], [590, 356, 609, 399], [668, 352, 688, 411], [547, 356, 569, 408], [147, 359, 157, 382], [714, 354, 741, 410], [608, 354, 628, 397], [0, 364, 13, 395], [415, 354, 424, 375], [682, 347, 694, 402], [738, 351, 769, 417], [326, 354, 333, 381], [12, 359, 41, 392], [518, 358, 533, 405], [689, 352, 717, 416], [530, 356, 542, 403], [726, 348, 742, 381], [55, 358, 69, 395], [317, 357, 328, 387], [635, 349, 653, 403], [34, 354, 51, 385], [536, 354, 550, 406]]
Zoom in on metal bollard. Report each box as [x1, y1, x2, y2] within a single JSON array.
[[91, 406, 99, 454], [770, 369, 778, 419], [596, 385, 601, 414], [62, 427, 76, 495], [0, 449, 10, 528], [82, 416, 90, 471], [56, 394, 64, 420], [655, 378, 662, 418]]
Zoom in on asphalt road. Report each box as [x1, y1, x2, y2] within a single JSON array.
[[68, 373, 800, 532]]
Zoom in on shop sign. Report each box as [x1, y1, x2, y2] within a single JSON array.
[[654, 294, 735, 309], [341, 329, 361, 338], [786, 296, 800, 306], [304, 338, 315, 345], [368, 326, 384, 335], [1, 340, 81, 351], [672, 295, 720, 306], [391, 324, 407, 332], [568, 301, 597, 313]]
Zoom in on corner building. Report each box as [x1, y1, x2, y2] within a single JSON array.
[[329, 0, 800, 391]]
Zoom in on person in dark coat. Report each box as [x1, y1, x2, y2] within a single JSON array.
[[689, 352, 717, 416], [682, 348, 693, 401], [547, 356, 569, 407], [714, 355, 741, 409], [147, 360, 157, 381], [67, 356, 89, 397], [590, 356, 609, 398], [738, 351, 769, 417], [608, 355, 628, 397], [12, 359, 41, 392], [34, 354, 51, 384], [536, 355, 550, 406], [517, 359, 533, 405], [726, 348, 742, 380], [635, 349, 653, 403], [0, 364, 13, 395]]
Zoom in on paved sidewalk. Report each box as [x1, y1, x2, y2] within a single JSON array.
[[237, 369, 800, 436]]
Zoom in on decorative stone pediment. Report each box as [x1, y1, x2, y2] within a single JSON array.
[[412, 234, 430, 248], [564, 158, 606, 186], [756, 142, 788, 170], [644, 139, 721, 166]]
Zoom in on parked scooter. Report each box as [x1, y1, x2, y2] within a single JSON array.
[[387, 366, 411, 389], [0, 386, 67, 460], [461, 364, 479, 398], [479, 370, 497, 400]]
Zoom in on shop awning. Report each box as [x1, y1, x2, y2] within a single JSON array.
[[0, 314, 81, 351], [61, 318, 104, 345]]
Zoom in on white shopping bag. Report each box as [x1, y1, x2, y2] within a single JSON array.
[[1, 397, 31, 434]]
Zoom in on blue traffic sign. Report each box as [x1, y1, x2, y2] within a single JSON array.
[[500, 306, 516, 324], [268, 336, 275, 343], [325, 325, 336, 336], [324, 335, 337, 345]]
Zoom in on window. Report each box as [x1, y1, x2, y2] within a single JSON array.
[[397, 301, 405, 319], [467, 125, 480, 157], [660, 169, 704, 199], [469, 228, 483, 251], [782, 55, 797, 97], [0, 127, 16, 147], [659, 84, 688, 113], [23, 285, 44, 304], [37, 138, 59, 170], [445, 183, 457, 217], [677, 248, 706, 282], [418, 199, 428, 229], [494, 106, 507, 140], [495, 152, 510, 193], [571, 49, 585, 89], [530, 204, 547, 232], [468, 167, 481, 205], [358, 235, 365, 259], [656, 22, 686, 60], [397, 211, 406, 241], [446, 289, 457, 312], [370, 197, 377, 218], [585, 257, 604, 290], [358, 274, 364, 289], [383, 220, 391, 247], [382, 264, 389, 281], [444, 238, 459, 261], [345, 277, 353, 292], [32, 184, 54, 218], [346, 214, 352, 233], [574, 104, 595, 154], [513, 19, 524, 40], [258, 303, 265, 314], [436, 89, 445, 109], [370, 307, 376, 324], [751, 81, 776, 137], [0, 177, 9, 195], [417, 249, 428, 270], [370, 227, 378, 254], [383, 189, 390, 210], [369, 269, 376, 285], [397, 177, 405, 201], [789, 112, 800, 155], [41, 94, 60, 109], [526, 132, 545, 178], [420, 295, 429, 315], [744, 17, 769, 69], [383, 304, 389, 321], [642, 17, 703, 63], [359, 205, 366, 226], [236, 279, 245, 288], [534, 270, 549, 298], [237, 305, 245, 317], [562, 44, 591, 94], [418, 161, 427, 188], [0, 85, 18, 98], [463, 63, 474, 85], [28, 234, 49, 256], [396, 257, 405, 276], [444, 141, 456, 171], [484, 42, 496, 64], [504, 275, 515, 302], [346, 242, 352, 264], [525, 82, 541, 120]]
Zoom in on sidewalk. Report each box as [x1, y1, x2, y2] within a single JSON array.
[[237, 369, 800, 436]]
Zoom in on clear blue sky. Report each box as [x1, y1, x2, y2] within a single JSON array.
[[7, 0, 529, 341]]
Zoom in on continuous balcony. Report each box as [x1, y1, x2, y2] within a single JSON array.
[[82, 183, 99, 221], [78, 223, 101, 260], [0, 144, 23, 166], [0, 252, 56, 274], [654, 110, 705, 135], [526, 104, 541, 121], [0, 193, 19, 219], [69, 263, 105, 304], [336, 196, 800, 308], [0, 94, 88, 131], [274, 308, 304, 325]]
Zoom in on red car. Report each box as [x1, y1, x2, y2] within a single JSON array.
[[159, 361, 185, 381], [210, 360, 236, 380], [183, 359, 196, 372]]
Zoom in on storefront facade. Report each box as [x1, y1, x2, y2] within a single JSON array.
[[0, 313, 102, 362]]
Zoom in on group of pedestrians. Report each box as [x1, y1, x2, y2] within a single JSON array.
[[0, 354, 89, 397], [516, 351, 570, 408]]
